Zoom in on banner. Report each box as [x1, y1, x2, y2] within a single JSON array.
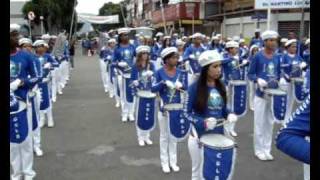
[[77, 14, 119, 24], [255, 0, 310, 9]]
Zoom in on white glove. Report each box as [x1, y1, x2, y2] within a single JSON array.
[[118, 61, 128, 67], [189, 54, 195, 60], [227, 113, 238, 123], [175, 81, 183, 89], [44, 62, 51, 69], [257, 78, 268, 88], [107, 55, 112, 60], [279, 77, 288, 86], [132, 80, 139, 87], [141, 71, 148, 77], [205, 117, 217, 130], [165, 80, 175, 89], [299, 61, 307, 69], [10, 79, 22, 91], [242, 59, 249, 65], [146, 70, 154, 77]]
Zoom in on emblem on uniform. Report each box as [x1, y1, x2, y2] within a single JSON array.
[[124, 49, 131, 59], [10, 60, 20, 78], [208, 89, 222, 110], [267, 62, 275, 75]]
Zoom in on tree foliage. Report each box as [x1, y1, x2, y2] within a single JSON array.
[[22, 0, 78, 33]]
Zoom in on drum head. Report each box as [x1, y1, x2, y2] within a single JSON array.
[[163, 103, 183, 111], [264, 88, 286, 95], [229, 80, 247, 86], [200, 134, 235, 149], [137, 90, 156, 98]]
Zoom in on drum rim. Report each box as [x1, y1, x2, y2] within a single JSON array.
[[264, 88, 286, 95], [200, 134, 235, 149], [163, 103, 184, 110], [229, 80, 247, 85], [137, 90, 156, 98]]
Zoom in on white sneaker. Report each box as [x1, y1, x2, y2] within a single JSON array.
[[128, 115, 135, 121], [265, 152, 274, 161], [230, 130, 238, 137], [58, 91, 63, 95], [170, 164, 180, 172], [39, 118, 45, 128], [104, 89, 108, 93], [255, 152, 268, 161], [34, 147, 44, 157], [109, 94, 114, 98], [121, 116, 128, 122], [115, 102, 120, 108], [52, 97, 57, 103], [145, 139, 153, 145], [138, 140, 145, 146], [47, 119, 54, 128], [162, 165, 171, 173]]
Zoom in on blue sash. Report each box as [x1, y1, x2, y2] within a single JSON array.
[[166, 110, 191, 142], [10, 108, 29, 144], [30, 96, 39, 130], [230, 83, 247, 117], [39, 82, 50, 110], [123, 75, 134, 103], [294, 81, 308, 103], [136, 96, 156, 131], [271, 93, 287, 123]]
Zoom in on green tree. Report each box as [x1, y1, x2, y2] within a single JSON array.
[[22, 0, 77, 34]]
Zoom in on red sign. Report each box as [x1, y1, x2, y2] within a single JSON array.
[[151, 2, 200, 24]]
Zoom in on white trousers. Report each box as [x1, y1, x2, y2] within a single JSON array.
[[188, 134, 204, 180], [158, 111, 177, 167], [253, 96, 275, 155], [60, 61, 70, 86], [99, 60, 108, 91], [11, 100, 36, 180], [249, 81, 256, 111], [118, 75, 134, 118], [32, 91, 41, 150], [226, 85, 236, 132], [112, 75, 120, 103], [50, 69, 57, 101], [106, 63, 113, 94]]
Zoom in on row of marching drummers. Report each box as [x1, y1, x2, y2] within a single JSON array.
[[97, 29, 310, 179], [10, 29, 73, 180]]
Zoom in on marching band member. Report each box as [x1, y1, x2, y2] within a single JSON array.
[[280, 39, 307, 122], [248, 30, 285, 161], [33, 40, 56, 128], [152, 32, 164, 70], [112, 28, 136, 122], [276, 70, 310, 180], [210, 36, 224, 53], [151, 47, 186, 173], [222, 40, 248, 136], [239, 38, 249, 59], [183, 33, 205, 84], [99, 40, 110, 93], [130, 45, 156, 146], [185, 50, 238, 180], [10, 26, 39, 180], [302, 38, 310, 67], [19, 38, 45, 157], [249, 29, 263, 48], [277, 38, 288, 55], [248, 45, 260, 111], [102, 39, 117, 98]]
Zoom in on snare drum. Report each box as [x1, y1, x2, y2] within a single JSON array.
[[291, 77, 304, 83], [163, 103, 183, 111], [229, 80, 247, 116], [200, 134, 236, 180], [264, 88, 287, 122], [137, 90, 156, 98], [10, 100, 27, 115]]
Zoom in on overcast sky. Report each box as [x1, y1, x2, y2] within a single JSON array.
[[76, 0, 123, 15]]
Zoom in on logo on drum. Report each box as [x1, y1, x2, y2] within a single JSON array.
[[10, 60, 20, 78], [208, 89, 223, 110]]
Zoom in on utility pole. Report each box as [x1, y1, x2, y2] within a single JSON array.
[[120, 2, 128, 27], [69, 0, 77, 42], [299, 0, 306, 40], [160, 0, 168, 35]]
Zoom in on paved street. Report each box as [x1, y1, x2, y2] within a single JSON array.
[[35, 47, 303, 180]]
